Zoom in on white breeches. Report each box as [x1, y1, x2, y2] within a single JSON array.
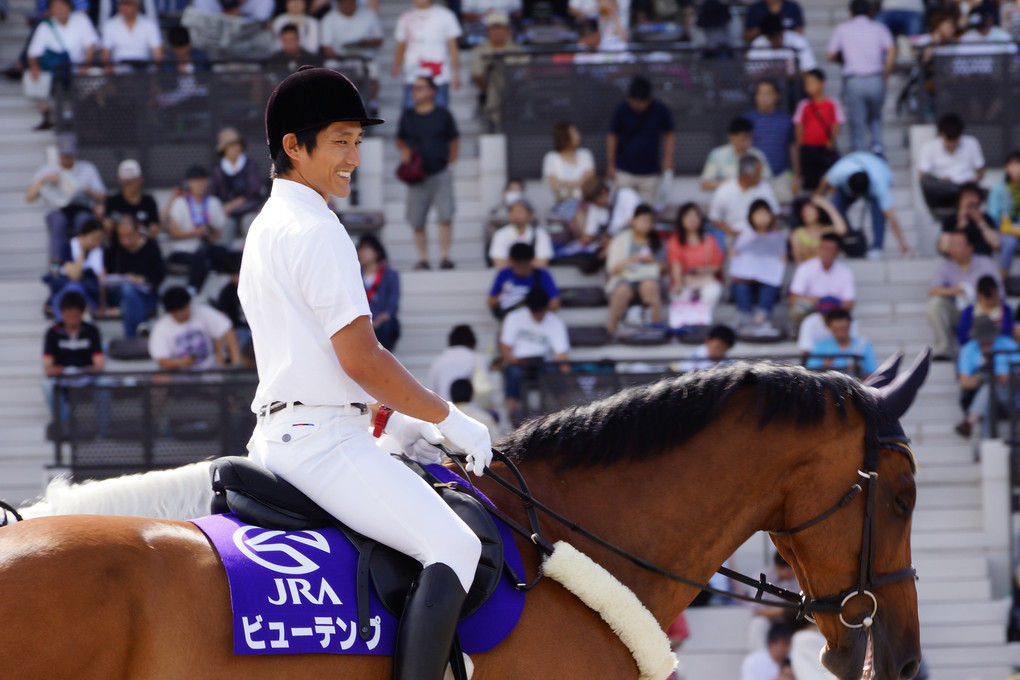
[[249, 404, 481, 591]]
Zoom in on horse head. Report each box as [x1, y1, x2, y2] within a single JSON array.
[[773, 349, 930, 680]]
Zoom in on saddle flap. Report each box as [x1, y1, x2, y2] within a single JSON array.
[[210, 456, 334, 529]]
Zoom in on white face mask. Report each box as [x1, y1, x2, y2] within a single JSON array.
[[504, 190, 523, 205]]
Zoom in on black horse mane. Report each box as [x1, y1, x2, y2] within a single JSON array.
[[497, 362, 891, 469]]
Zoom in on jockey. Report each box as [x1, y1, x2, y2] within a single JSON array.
[[238, 66, 492, 680]]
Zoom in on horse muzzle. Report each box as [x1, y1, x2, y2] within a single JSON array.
[[821, 621, 921, 680]]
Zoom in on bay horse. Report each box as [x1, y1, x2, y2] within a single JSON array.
[[0, 358, 927, 680]]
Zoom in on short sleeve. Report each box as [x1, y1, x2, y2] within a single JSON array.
[[542, 151, 559, 180], [826, 24, 843, 55], [489, 269, 508, 297], [499, 311, 519, 346], [208, 196, 227, 229], [535, 229, 554, 261], [168, 196, 188, 230], [917, 140, 935, 174], [488, 227, 510, 260], [27, 23, 51, 58], [789, 262, 809, 296], [148, 320, 172, 360], [197, 305, 234, 340], [84, 163, 106, 194], [608, 103, 626, 135], [444, 8, 462, 39], [445, 109, 459, 139], [578, 148, 595, 173], [791, 100, 807, 125], [88, 325, 104, 356], [397, 109, 410, 141], [707, 187, 725, 222], [146, 20, 162, 49], [394, 12, 408, 42], [970, 137, 985, 170], [540, 269, 560, 298], [657, 102, 675, 132], [549, 316, 570, 354], [789, 2, 805, 28], [700, 148, 721, 181], [43, 328, 58, 357]]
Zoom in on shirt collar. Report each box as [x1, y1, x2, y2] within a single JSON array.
[[270, 177, 332, 211]]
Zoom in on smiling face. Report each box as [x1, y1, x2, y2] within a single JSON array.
[[282, 121, 363, 200]]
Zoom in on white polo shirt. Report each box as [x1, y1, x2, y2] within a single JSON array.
[[917, 134, 985, 185], [101, 14, 162, 62], [708, 178, 778, 233], [789, 257, 856, 301], [238, 179, 373, 410], [27, 14, 99, 64], [488, 224, 554, 262], [500, 307, 570, 361]]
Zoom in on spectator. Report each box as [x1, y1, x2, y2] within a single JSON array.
[[729, 199, 787, 330], [961, 3, 1014, 44], [543, 121, 596, 226], [743, 0, 804, 41], [708, 155, 779, 237], [266, 23, 318, 71], [428, 325, 489, 402], [488, 177, 525, 233], [45, 218, 106, 322], [955, 314, 1020, 437], [606, 75, 676, 204], [211, 127, 265, 243], [42, 290, 104, 427], [988, 151, 1020, 277], [805, 309, 877, 375], [918, 113, 986, 212], [26, 132, 106, 265], [743, 80, 797, 201], [449, 378, 503, 441], [605, 204, 666, 335], [499, 286, 570, 422], [489, 243, 561, 318], [793, 68, 844, 192], [575, 16, 603, 51], [470, 11, 521, 132], [392, 0, 461, 109], [461, 0, 521, 23], [25, 0, 99, 130], [162, 164, 231, 296], [489, 199, 554, 269], [148, 286, 242, 370], [397, 75, 460, 270], [789, 195, 848, 265], [741, 622, 793, 680], [577, 177, 642, 246], [789, 232, 856, 333], [826, 0, 896, 154], [816, 151, 910, 258], [160, 25, 211, 73], [957, 274, 1012, 347], [938, 183, 999, 258], [875, 0, 925, 38], [320, 0, 383, 111], [667, 202, 725, 313], [797, 303, 861, 357], [927, 230, 1002, 359], [212, 252, 250, 351], [192, 0, 274, 22], [105, 213, 165, 338], [915, 9, 959, 121], [104, 159, 160, 238], [749, 13, 817, 76], [271, 0, 319, 53], [700, 117, 772, 193], [99, 0, 163, 70], [676, 323, 736, 371], [594, 0, 629, 49], [357, 234, 401, 351]]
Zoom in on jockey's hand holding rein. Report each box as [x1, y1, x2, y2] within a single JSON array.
[[332, 315, 493, 476]]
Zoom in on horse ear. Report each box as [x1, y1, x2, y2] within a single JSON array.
[[862, 352, 903, 388], [876, 348, 932, 419]]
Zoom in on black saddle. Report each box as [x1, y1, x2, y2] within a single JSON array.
[[208, 456, 505, 623]]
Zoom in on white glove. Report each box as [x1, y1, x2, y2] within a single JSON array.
[[436, 402, 492, 476], [385, 411, 444, 465]]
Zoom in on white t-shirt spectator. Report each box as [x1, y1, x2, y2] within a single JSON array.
[[61, 235, 105, 277], [542, 148, 596, 201], [708, 179, 778, 233], [271, 13, 320, 53], [167, 194, 227, 252], [102, 14, 162, 62], [740, 649, 781, 680], [917, 134, 985, 185], [320, 6, 382, 57], [500, 307, 570, 360], [789, 257, 856, 301], [489, 225, 554, 263], [28, 14, 99, 64], [394, 4, 462, 85], [748, 30, 817, 73], [32, 160, 106, 210], [428, 345, 484, 400], [148, 303, 233, 370], [583, 187, 642, 238]]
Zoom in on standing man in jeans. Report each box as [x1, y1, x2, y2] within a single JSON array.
[[606, 75, 675, 204], [397, 74, 459, 270], [826, 0, 895, 155]]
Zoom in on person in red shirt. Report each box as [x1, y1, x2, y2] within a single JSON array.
[[666, 202, 725, 311], [793, 68, 845, 191]]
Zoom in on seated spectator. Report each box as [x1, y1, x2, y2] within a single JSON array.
[[160, 25, 211, 73], [105, 213, 165, 338], [499, 286, 570, 422], [470, 11, 522, 132], [605, 204, 666, 335], [392, 0, 462, 110], [817, 151, 910, 259], [212, 252, 250, 351], [488, 177, 525, 234], [667, 202, 725, 313], [271, 0, 319, 53], [192, 0, 273, 22], [875, 0, 925, 37], [743, 80, 796, 202], [700, 117, 772, 193], [182, 0, 274, 58], [748, 13, 817, 76], [789, 232, 855, 333], [320, 0, 383, 111], [927, 231, 1002, 359], [461, 0, 522, 23], [428, 324, 490, 402], [606, 75, 675, 204], [489, 199, 553, 269], [148, 286, 242, 370], [42, 290, 104, 427], [805, 309, 877, 376], [267, 23, 318, 71], [918, 113, 986, 212], [743, 0, 804, 41], [595, 0, 629, 49], [576, 177, 642, 248], [575, 17, 602, 51], [676, 323, 736, 371], [708, 155, 778, 237], [797, 306, 860, 357], [729, 199, 787, 330], [104, 159, 160, 237], [543, 120, 596, 225], [211, 127, 265, 242], [938, 183, 999, 258], [450, 378, 502, 441], [955, 315, 1020, 438], [958, 274, 1012, 348], [162, 164, 232, 296], [489, 243, 561, 319], [793, 68, 843, 192], [26, 133, 106, 265], [45, 219, 106, 322], [789, 195, 847, 265], [741, 623, 792, 680], [988, 151, 1020, 278], [99, 0, 163, 70], [357, 234, 401, 351], [960, 3, 1015, 45]]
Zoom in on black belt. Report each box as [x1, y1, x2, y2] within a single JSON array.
[[257, 401, 369, 418]]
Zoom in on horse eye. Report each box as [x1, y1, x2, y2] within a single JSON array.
[[894, 497, 912, 516]]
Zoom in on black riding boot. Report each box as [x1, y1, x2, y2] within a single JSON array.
[[393, 562, 467, 680]]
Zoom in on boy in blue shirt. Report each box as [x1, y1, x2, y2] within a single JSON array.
[[806, 309, 877, 376], [487, 242, 560, 320], [956, 315, 1020, 437]]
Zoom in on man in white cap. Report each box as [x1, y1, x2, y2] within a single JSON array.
[[469, 10, 521, 131], [239, 66, 493, 680], [104, 159, 160, 237]]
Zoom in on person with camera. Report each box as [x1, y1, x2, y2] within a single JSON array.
[[162, 164, 233, 296]]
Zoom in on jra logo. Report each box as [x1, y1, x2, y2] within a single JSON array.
[[232, 526, 331, 575]]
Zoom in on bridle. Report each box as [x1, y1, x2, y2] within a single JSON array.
[[441, 425, 918, 627]]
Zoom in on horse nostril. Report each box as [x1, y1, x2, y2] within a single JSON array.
[[899, 658, 921, 680]]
